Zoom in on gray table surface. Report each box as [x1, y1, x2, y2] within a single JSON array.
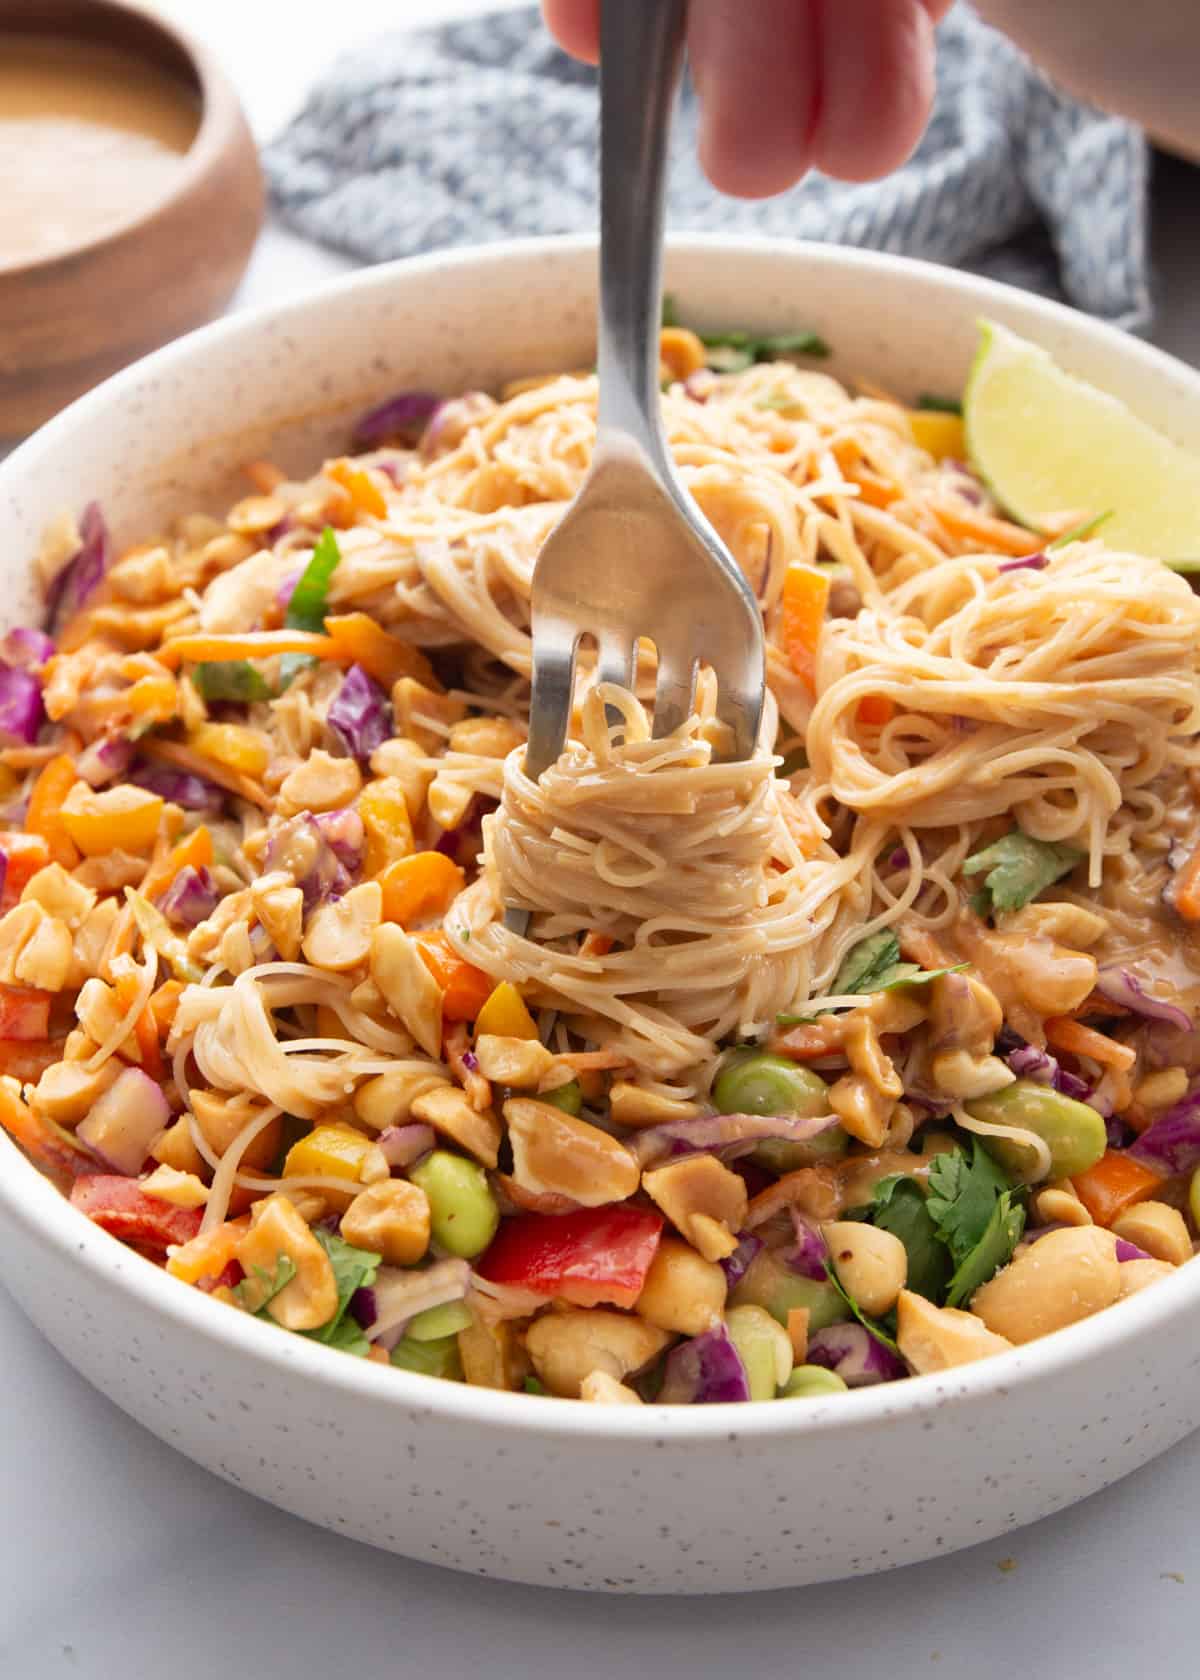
[[2, 26, 1200, 1667]]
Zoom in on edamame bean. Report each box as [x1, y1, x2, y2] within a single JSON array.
[[713, 1050, 830, 1120], [754, 1127, 849, 1176], [409, 1149, 499, 1258], [540, 1079, 583, 1116], [390, 1333, 464, 1380], [1190, 1166, 1200, 1230], [779, 1364, 849, 1399], [731, 1249, 844, 1332], [406, 1300, 474, 1342], [966, 1078, 1107, 1180], [725, 1304, 792, 1401]]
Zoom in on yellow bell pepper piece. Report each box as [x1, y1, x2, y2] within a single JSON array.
[[358, 776, 415, 877], [909, 410, 966, 462], [188, 722, 272, 778], [60, 784, 164, 856], [473, 980, 538, 1041], [283, 1122, 376, 1212], [124, 673, 178, 724]]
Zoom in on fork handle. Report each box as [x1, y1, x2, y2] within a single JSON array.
[[596, 0, 687, 462]]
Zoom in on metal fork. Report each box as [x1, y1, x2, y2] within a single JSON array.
[[522, 0, 766, 786]]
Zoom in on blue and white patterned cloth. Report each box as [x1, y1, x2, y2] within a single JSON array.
[[265, 4, 1150, 329]]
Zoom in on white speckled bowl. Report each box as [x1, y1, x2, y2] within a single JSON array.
[[2, 238, 1200, 1594]]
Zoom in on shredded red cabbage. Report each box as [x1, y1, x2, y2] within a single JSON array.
[[1005, 1040, 1090, 1102], [349, 1286, 377, 1329], [634, 1111, 839, 1167], [0, 667, 43, 745], [157, 866, 219, 928], [1130, 1092, 1200, 1178], [659, 1323, 751, 1404], [998, 551, 1048, 573], [379, 1124, 437, 1170], [807, 1323, 905, 1386], [46, 502, 111, 631], [1, 627, 53, 669], [785, 1211, 829, 1281], [351, 390, 441, 451], [327, 663, 392, 763], [267, 813, 357, 909], [132, 763, 224, 812], [1095, 968, 1192, 1033], [312, 808, 365, 874], [720, 1233, 763, 1289], [75, 735, 135, 788], [1115, 1238, 1152, 1262]]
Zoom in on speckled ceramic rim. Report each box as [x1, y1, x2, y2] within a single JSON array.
[[3, 232, 1199, 1442]]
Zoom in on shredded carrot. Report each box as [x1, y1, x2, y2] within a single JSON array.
[[139, 737, 271, 811], [26, 755, 80, 868], [115, 970, 163, 1080], [326, 458, 388, 519], [579, 930, 615, 959], [1071, 1150, 1165, 1228], [930, 499, 1043, 558], [780, 565, 831, 695], [157, 630, 337, 670], [1045, 1017, 1136, 1072], [1171, 840, 1200, 922], [148, 980, 184, 1034], [856, 695, 895, 727], [244, 460, 286, 494], [140, 825, 213, 899], [659, 327, 707, 381], [556, 1048, 633, 1072], [323, 613, 439, 690]]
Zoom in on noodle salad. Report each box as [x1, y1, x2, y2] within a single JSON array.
[[3, 316, 1200, 1404]]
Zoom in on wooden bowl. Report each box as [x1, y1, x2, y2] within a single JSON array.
[[0, 0, 263, 438]]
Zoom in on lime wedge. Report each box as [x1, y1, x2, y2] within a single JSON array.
[[964, 319, 1200, 566]]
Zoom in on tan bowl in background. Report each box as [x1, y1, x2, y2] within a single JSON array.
[[0, 0, 264, 437]]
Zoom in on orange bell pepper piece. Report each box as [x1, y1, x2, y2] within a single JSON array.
[[780, 566, 831, 695], [414, 929, 494, 1022], [323, 613, 438, 689], [148, 980, 184, 1034], [25, 754, 81, 868], [1171, 839, 1200, 922], [140, 825, 213, 899], [856, 695, 895, 727], [166, 1215, 252, 1285], [379, 851, 465, 927], [1045, 1017, 1136, 1072], [326, 458, 388, 519], [115, 969, 164, 1081], [1072, 1150, 1165, 1228]]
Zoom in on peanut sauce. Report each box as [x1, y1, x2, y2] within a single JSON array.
[[0, 38, 199, 269]]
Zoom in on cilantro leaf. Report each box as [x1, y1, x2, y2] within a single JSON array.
[[193, 660, 273, 703], [232, 1254, 297, 1316], [926, 1141, 1016, 1266], [661, 293, 681, 329], [824, 1260, 900, 1355], [944, 1190, 1025, 1308], [962, 830, 1084, 915], [301, 1229, 381, 1354], [827, 929, 967, 998], [700, 326, 830, 372], [866, 1176, 951, 1303]]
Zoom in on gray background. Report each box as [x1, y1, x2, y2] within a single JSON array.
[[3, 5, 1199, 1671]]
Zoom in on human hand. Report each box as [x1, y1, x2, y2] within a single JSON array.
[[542, 0, 955, 198]]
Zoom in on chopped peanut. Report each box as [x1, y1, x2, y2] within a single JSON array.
[[302, 880, 382, 972], [447, 716, 524, 758], [1003, 902, 1108, 948], [1111, 1201, 1193, 1267], [896, 1290, 1014, 1375], [340, 1179, 431, 1265], [391, 678, 465, 753], [368, 736, 435, 820], [930, 1047, 1015, 1100], [108, 544, 174, 603], [1119, 1257, 1178, 1297], [0, 902, 45, 984], [353, 1066, 447, 1131], [505, 1096, 639, 1206], [525, 1308, 670, 1399], [139, 1164, 209, 1208], [190, 1090, 281, 1172], [411, 1082, 502, 1169], [641, 1154, 747, 1261], [473, 1033, 554, 1087], [824, 1220, 907, 1316], [250, 871, 304, 962], [20, 863, 95, 929], [235, 1194, 338, 1330], [1132, 1068, 1189, 1111], [580, 1371, 644, 1405], [277, 749, 362, 817], [608, 1082, 703, 1127], [457, 1316, 527, 1391], [635, 1235, 726, 1335], [150, 1115, 207, 1176], [972, 1227, 1120, 1343], [1033, 1182, 1093, 1228], [369, 923, 443, 1057], [427, 774, 474, 831], [14, 913, 72, 991], [828, 1072, 894, 1149], [30, 1057, 121, 1126]]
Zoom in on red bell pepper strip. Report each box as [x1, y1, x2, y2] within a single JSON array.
[[0, 985, 52, 1041], [70, 1176, 204, 1254], [475, 1204, 664, 1309], [0, 832, 50, 912]]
